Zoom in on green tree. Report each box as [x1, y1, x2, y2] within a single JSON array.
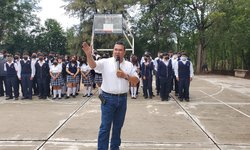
[[34, 19, 67, 54], [0, 0, 39, 49]]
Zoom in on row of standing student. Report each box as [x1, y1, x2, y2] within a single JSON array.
[[140, 51, 194, 102], [0, 50, 193, 101], [0, 51, 106, 100]]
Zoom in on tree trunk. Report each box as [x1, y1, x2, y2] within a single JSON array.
[[196, 43, 202, 74]]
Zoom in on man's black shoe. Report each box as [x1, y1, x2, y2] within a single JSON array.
[[185, 98, 190, 102]]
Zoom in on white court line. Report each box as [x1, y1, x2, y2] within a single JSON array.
[[191, 84, 224, 100], [200, 90, 250, 118]]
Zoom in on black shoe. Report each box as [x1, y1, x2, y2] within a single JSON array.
[[75, 93, 79, 96], [52, 97, 56, 100], [72, 95, 76, 98], [83, 94, 87, 97], [185, 98, 190, 102], [144, 96, 148, 99], [65, 96, 70, 99], [180, 98, 183, 102], [149, 96, 152, 99], [5, 97, 13, 100], [58, 97, 62, 100], [14, 97, 19, 100], [21, 97, 27, 100]]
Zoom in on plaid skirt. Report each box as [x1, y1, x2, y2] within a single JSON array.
[[95, 73, 102, 84], [67, 75, 80, 83], [82, 72, 93, 86], [51, 73, 64, 86]]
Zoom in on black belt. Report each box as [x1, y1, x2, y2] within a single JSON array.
[[102, 91, 127, 97]]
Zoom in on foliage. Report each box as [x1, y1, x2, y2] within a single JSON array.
[[1, 0, 249, 72]]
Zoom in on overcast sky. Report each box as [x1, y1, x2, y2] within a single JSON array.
[[36, 0, 79, 30]]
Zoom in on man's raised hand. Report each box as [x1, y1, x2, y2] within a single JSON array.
[[82, 42, 92, 57]]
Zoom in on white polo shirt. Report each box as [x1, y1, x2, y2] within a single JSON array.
[[94, 57, 139, 94]]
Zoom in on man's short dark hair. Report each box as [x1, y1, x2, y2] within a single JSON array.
[[115, 41, 126, 51]]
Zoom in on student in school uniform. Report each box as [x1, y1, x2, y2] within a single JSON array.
[[50, 59, 63, 99], [157, 52, 173, 101], [175, 52, 194, 102], [35, 53, 50, 99], [0, 51, 7, 97], [141, 54, 154, 99], [31, 53, 39, 96], [94, 55, 104, 95], [58, 56, 67, 97], [153, 51, 163, 96], [171, 53, 179, 96], [80, 58, 93, 97], [76, 56, 82, 95], [65, 56, 80, 99], [19, 52, 35, 100], [4, 54, 20, 100], [14, 53, 22, 97], [130, 54, 140, 99]]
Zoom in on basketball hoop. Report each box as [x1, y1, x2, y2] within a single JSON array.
[[91, 14, 134, 54]]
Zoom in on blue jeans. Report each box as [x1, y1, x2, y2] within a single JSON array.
[[98, 92, 127, 150]]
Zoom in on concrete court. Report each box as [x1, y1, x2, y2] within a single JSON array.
[[0, 75, 249, 150]]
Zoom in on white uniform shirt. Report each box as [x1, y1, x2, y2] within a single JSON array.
[[18, 59, 36, 78], [66, 62, 80, 69], [94, 57, 139, 94], [154, 57, 160, 71], [50, 65, 62, 73], [174, 59, 194, 78], [4, 61, 20, 78], [171, 58, 178, 72], [81, 64, 91, 72], [163, 59, 170, 66]]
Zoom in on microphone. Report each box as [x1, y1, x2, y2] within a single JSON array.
[[116, 56, 120, 70]]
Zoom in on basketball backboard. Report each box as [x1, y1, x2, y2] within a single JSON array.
[[91, 14, 134, 54], [93, 14, 123, 34]]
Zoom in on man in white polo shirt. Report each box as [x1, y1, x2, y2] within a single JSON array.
[[82, 41, 139, 150]]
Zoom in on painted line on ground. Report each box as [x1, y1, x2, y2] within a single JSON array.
[[191, 84, 224, 100], [170, 94, 221, 150], [35, 91, 98, 150], [200, 90, 250, 118]]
